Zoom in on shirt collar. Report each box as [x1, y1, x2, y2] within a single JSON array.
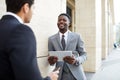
[[59, 30, 69, 37], [5, 12, 23, 24]]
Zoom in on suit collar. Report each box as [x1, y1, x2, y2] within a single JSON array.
[[56, 33, 63, 50], [4, 12, 23, 23], [1, 15, 21, 25], [56, 31, 73, 50], [66, 31, 74, 49]]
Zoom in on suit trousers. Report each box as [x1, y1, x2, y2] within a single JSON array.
[[61, 63, 76, 80]]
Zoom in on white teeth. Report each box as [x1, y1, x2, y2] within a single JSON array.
[[60, 24, 64, 26]]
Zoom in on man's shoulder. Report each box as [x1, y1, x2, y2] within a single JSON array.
[[0, 15, 31, 31], [49, 33, 58, 39], [69, 31, 80, 37], [17, 24, 32, 31]]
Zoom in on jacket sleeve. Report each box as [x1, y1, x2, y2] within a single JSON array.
[[48, 37, 55, 51], [73, 34, 87, 66], [6, 24, 51, 80]]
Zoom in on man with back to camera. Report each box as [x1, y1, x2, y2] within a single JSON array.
[[0, 0, 59, 80], [48, 13, 87, 80]]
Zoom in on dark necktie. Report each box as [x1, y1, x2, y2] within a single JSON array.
[[61, 35, 74, 79], [61, 35, 66, 50]]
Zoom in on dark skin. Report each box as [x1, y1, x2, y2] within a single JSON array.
[[57, 15, 69, 34], [48, 15, 76, 65]]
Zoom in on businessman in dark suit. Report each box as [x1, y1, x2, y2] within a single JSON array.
[[48, 13, 87, 80], [0, 0, 58, 80]]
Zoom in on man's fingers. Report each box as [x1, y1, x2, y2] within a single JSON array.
[[54, 70, 59, 74], [53, 68, 60, 75]]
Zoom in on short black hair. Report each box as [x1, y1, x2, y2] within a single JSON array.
[[5, 0, 34, 13], [58, 13, 72, 23]]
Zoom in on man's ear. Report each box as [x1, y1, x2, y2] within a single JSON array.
[[22, 3, 30, 13]]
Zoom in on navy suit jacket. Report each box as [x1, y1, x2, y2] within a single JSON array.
[[0, 15, 50, 80]]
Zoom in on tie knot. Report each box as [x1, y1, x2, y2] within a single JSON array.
[[62, 35, 65, 37]]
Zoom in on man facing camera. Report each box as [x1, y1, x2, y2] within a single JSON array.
[[48, 13, 87, 80]]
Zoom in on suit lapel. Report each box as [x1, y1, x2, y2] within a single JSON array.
[[56, 33, 63, 50], [55, 31, 73, 50], [66, 31, 73, 50]]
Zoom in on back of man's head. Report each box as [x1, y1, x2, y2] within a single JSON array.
[[5, 0, 34, 13]]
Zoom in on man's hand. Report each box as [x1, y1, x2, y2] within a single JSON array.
[[48, 56, 58, 65], [63, 56, 76, 64], [48, 69, 59, 80]]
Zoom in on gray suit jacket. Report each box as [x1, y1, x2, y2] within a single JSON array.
[[48, 31, 87, 80]]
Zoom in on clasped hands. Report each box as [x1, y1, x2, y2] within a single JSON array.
[[48, 55, 76, 65]]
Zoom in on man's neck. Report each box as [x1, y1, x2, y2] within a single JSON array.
[[60, 29, 68, 34]]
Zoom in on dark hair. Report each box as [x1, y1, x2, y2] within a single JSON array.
[[58, 13, 72, 23], [5, 0, 34, 13]]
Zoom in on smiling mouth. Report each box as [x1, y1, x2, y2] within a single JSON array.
[[59, 25, 64, 28], [59, 24, 64, 27]]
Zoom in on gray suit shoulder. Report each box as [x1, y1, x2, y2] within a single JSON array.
[[69, 31, 81, 37], [48, 33, 58, 39]]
